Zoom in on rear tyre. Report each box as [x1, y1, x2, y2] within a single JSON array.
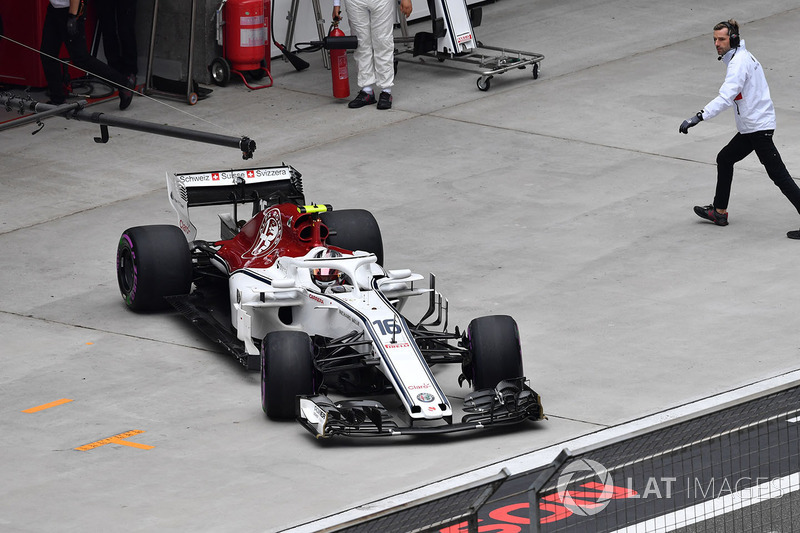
[[116, 225, 192, 311], [321, 209, 384, 265], [467, 315, 524, 390], [261, 331, 316, 419]]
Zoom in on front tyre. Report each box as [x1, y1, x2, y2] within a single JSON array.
[[467, 315, 524, 390], [261, 331, 316, 419], [116, 225, 192, 312]]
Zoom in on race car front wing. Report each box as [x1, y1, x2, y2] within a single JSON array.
[[297, 378, 544, 438]]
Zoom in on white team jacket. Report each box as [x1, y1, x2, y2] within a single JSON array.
[[701, 40, 776, 133]]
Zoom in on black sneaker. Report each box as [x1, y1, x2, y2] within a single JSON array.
[[348, 90, 376, 109], [694, 204, 728, 226], [787, 229, 800, 239], [377, 91, 392, 110], [119, 80, 134, 110]]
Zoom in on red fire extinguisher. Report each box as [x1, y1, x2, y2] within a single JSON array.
[[329, 23, 350, 99]]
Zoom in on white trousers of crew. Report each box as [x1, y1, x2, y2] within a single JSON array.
[[343, 0, 395, 90]]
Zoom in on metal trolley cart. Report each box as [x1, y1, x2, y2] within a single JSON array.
[[394, 0, 544, 91]]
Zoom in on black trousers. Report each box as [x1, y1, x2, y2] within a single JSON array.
[[40, 4, 127, 104], [96, 0, 138, 76], [715, 130, 800, 214]]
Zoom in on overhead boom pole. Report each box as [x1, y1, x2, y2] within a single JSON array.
[[0, 94, 256, 160]]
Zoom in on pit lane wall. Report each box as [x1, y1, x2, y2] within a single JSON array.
[[283, 370, 800, 532]]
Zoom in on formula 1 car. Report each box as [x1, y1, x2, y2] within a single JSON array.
[[115, 165, 544, 437]]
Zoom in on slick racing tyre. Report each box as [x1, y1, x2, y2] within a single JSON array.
[[116, 225, 192, 312], [321, 209, 384, 266], [262, 331, 316, 419], [467, 315, 524, 390]]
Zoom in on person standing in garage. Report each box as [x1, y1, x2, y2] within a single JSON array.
[[679, 19, 800, 238], [96, 0, 139, 89], [332, 0, 412, 110], [40, 0, 133, 109]]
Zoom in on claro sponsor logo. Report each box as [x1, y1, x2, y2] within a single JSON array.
[[408, 384, 431, 390]]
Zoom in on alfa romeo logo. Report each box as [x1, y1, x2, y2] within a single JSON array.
[[417, 393, 435, 403], [244, 208, 281, 258]]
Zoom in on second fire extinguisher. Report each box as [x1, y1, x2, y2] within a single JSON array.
[[329, 23, 350, 99]]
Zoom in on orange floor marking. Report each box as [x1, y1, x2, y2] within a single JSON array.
[[75, 430, 154, 451], [22, 398, 73, 413]]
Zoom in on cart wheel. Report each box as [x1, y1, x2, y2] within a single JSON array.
[[187, 92, 198, 105], [477, 76, 492, 91], [533, 63, 540, 80], [210, 57, 230, 87]]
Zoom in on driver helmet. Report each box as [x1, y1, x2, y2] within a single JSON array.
[[311, 249, 343, 289]]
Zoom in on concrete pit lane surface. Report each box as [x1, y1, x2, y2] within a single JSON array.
[[3, 0, 800, 531]]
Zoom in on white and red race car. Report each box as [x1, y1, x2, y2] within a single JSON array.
[[116, 165, 544, 437]]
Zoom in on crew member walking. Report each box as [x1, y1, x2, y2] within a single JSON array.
[[679, 19, 800, 238]]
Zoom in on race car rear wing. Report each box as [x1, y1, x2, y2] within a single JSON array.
[[167, 165, 304, 240]]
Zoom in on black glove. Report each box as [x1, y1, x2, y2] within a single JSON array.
[[66, 14, 79, 39], [679, 112, 703, 134]]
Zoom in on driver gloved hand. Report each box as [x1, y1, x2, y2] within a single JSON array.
[[679, 112, 703, 134], [66, 14, 79, 39]]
